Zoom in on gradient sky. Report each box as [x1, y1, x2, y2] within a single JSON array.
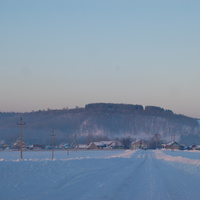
[[1, 0, 200, 118]]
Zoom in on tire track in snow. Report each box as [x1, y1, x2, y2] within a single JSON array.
[[104, 150, 149, 200], [23, 151, 137, 200]]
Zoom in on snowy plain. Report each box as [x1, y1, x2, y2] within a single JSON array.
[[1, 149, 200, 200]]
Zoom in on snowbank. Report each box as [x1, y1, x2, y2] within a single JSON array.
[[155, 150, 200, 165]]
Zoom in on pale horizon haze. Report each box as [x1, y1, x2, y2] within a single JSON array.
[[1, 0, 200, 118]]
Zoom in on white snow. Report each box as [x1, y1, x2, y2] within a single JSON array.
[[162, 149, 200, 160], [1, 149, 200, 200], [155, 150, 200, 165]]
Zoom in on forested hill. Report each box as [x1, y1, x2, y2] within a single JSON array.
[[0, 103, 199, 145]]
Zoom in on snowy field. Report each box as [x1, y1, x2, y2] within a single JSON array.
[[1, 150, 200, 200]]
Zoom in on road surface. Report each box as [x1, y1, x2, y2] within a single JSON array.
[[1, 150, 200, 200]]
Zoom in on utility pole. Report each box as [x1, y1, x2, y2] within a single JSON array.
[[67, 135, 70, 156], [71, 134, 78, 151], [74, 134, 78, 151], [51, 131, 56, 160], [17, 118, 25, 160]]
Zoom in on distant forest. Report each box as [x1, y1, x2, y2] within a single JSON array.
[[0, 103, 199, 145]]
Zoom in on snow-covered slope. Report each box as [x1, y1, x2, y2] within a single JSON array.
[[1, 150, 200, 200]]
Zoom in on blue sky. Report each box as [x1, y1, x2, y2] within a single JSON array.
[[1, 0, 200, 118]]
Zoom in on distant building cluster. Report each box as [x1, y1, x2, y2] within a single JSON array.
[[0, 138, 200, 152], [0, 139, 124, 151]]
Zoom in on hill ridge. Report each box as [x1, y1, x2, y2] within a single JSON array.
[[0, 103, 199, 145]]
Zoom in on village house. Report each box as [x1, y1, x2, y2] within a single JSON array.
[[131, 139, 148, 150], [109, 141, 124, 149], [87, 142, 100, 149], [29, 144, 44, 150], [85, 140, 124, 150], [59, 143, 69, 149], [165, 141, 180, 150], [0, 140, 10, 150], [12, 138, 26, 150]]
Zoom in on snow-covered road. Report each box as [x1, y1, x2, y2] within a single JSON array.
[[1, 150, 200, 200]]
